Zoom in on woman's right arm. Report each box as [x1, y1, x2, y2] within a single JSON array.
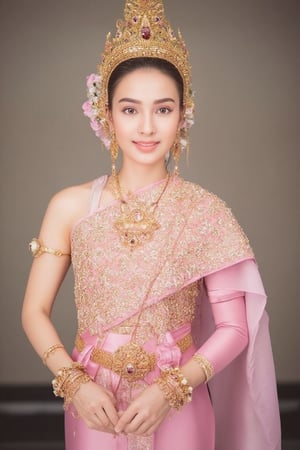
[[22, 186, 119, 432]]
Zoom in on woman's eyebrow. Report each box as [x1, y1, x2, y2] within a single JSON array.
[[118, 97, 175, 104]]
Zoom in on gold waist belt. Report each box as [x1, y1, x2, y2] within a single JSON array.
[[75, 333, 193, 382]]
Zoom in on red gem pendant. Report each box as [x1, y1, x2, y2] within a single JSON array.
[[126, 363, 135, 374]]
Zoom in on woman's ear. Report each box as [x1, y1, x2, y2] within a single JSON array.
[[178, 109, 185, 129], [105, 106, 113, 132]]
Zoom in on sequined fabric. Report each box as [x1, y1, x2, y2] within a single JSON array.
[[71, 176, 253, 338], [67, 176, 267, 450]]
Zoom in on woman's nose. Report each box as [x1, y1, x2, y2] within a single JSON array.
[[138, 113, 155, 135]]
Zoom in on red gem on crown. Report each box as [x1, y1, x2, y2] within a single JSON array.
[[141, 26, 151, 39]]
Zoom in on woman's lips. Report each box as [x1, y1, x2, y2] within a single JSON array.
[[133, 140, 160, 152]]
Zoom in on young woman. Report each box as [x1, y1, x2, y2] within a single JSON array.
[[22, 1, 281, 449]]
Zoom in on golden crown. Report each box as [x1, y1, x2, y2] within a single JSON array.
[[98, 0, 192, 117], [82, 0, 194, 150]]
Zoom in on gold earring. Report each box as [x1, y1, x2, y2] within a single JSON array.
[[110, 132, 119, 176], [172, 130, 181, 176]]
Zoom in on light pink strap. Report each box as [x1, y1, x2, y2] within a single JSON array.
[[89, 175, 108, 214]]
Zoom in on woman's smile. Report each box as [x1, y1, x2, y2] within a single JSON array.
[[132, 140, 160, 152]]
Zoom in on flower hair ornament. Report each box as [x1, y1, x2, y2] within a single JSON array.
[[82, 0, 195, 155]]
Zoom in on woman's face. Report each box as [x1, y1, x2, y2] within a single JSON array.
[[108, 67, 183, 170]]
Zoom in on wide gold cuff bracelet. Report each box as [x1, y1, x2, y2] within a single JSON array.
[[75, 333, 193, 382], [29, 238, 70, 258]]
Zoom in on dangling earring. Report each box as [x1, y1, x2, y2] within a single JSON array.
[[171, 130, 181, 176], [110, 131, 119, 177]]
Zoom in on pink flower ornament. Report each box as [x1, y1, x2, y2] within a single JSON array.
[[156, 332, 182, 370], [82, 73, 111, 149]]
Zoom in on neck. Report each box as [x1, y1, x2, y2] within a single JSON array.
[[117, 162, 168, 192]]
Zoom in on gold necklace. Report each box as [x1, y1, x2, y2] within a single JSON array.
[[113, 173, 170, 250]]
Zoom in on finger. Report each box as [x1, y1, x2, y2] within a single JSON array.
[[93, 408, 112, 429], [103, 402, 119, 426], [124, 413, 147, 434], [143, 419, 163, 436], [105, 389, 118, 406], [84, 412, 111, 432], [115, 407, 138, 433]]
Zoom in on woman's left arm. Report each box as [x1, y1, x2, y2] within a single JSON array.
[[115, 265, 249, 435], [181, 281, 249, 387]]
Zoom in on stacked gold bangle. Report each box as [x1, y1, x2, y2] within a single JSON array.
[[156, 367, 193, 410], [192, 354, 214, 383], [52, 362, 91, 410]]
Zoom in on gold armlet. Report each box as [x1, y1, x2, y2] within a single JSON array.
[[29, 238, 70, 258], [192, 354, 214, 383]]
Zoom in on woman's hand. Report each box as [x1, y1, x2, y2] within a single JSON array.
[[71, 380, 119, 434], [115, 383, 171, 436]]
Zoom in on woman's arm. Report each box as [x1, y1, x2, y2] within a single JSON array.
[[115, 264, 249, 436], [181, 297, 248, 386], [181, 267, 249, 387], [22, 184, 119, 432], [22, 188, 75, 372]]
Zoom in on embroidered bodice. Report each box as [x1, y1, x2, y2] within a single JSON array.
[[71, 176, 253, 340]]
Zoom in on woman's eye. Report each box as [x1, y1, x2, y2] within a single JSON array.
[[158, 107, 172, 114], [123, 107, 136, 114]]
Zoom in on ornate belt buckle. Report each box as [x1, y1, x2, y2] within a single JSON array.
[[112, 342, 154, 382]]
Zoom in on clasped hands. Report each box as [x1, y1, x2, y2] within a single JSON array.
[[72, 380, 171, 436]]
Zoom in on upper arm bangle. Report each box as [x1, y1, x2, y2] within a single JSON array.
[[29, 238, 70, 258]]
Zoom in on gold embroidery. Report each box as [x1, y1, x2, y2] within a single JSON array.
[[75, 333, 193, 381], [71, 177, 253, 337]]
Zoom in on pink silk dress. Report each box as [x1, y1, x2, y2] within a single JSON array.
[[65, 175, 281, 450]]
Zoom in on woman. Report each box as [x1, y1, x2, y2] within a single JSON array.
[[22, 1, 281, 449]]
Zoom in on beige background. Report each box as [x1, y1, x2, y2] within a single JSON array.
[[0, 0, 299, 384]]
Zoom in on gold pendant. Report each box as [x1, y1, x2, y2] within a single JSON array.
[[111, 342, 156, 381], [114, 199, 160, 250]]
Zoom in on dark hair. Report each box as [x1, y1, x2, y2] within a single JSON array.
[[107, 57, 184, 109]]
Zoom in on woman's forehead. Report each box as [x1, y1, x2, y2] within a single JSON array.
[[112, 67, 180, 101]]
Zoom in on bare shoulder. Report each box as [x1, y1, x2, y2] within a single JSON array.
[[46, 181, 93, 227], [36, 181, 95, 247]]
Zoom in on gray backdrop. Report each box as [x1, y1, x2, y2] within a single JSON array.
[[0, 0, 299, 383]]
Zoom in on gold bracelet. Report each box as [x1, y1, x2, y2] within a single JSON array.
[[63, 372, 91, 410], [52, 362, 85, 398], [29, 238, 70, 258], [42, 344, 65, 365], [156, 367, 193, 410], [192, 354, 214, 383], [52, 362, 91, 410]]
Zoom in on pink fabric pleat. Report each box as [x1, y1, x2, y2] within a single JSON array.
[[65, 343, 215, 450], [193, 259, 281, 450]]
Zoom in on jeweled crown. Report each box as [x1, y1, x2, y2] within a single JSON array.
[[98, 0, 193, 120]]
